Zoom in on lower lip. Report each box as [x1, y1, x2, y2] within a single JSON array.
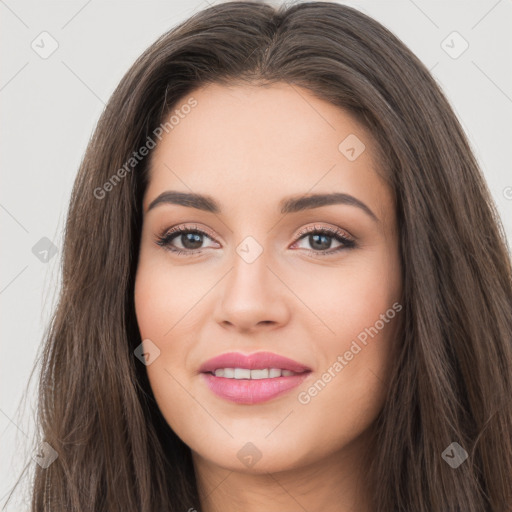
[[201, 372, 311, 404]]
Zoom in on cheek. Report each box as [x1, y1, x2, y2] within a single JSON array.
[[300, 244, 401, 344], [134, 258, 187, 372], [297, 254, 401, 436], [134, 252, 202, 336], [135, 255, 175, 333], [134, 255, 207, 439]]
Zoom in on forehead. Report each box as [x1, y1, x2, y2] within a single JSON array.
[[145, 82, 392, 222]]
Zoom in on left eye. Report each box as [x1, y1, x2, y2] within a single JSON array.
[[156, 226, 355, 256], [293, 230, 354, 252]]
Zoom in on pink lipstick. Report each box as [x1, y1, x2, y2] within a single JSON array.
[[199, 351, 312, 404]]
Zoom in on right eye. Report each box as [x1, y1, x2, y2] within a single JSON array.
[[155, 225, 220, 256]]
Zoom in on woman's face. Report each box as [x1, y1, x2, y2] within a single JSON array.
[[134, 82, 402, 474]]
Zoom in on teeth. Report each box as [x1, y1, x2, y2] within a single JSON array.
[[269, 368, 281, 378], [234, 368, 251, 379], [212, 367, 298, 379], [251, 369, 269, 379]]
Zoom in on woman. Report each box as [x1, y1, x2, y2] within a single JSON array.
[[16, 1, 512, 511]]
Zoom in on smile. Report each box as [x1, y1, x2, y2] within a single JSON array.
[[199, 351, 312, 404], [210, 368, 299, 379]]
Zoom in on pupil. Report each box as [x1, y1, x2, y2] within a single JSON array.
[[182, 232, 203, 249], [310, 234, 331, 250]]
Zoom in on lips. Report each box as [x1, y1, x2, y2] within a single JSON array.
[[199, 351, 312, 405], [199, 351, 311, 374]]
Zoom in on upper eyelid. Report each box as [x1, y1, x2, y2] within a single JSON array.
[[161, 224, 217, 239], [295, 224, 353, 239], [160, 223, 350, 237]]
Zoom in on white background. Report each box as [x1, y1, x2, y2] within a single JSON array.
[[1, 0, 511, 509]]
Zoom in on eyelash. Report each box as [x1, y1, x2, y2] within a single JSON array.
[[155, 224, 356, 258]]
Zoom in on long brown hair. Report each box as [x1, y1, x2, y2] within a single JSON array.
[[8, 1, 512, 510]]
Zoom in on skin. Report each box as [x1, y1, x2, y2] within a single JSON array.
[[134, 82, 402, 512]]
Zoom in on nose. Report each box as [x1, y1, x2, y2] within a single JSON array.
[[213, 247, 291, 333]]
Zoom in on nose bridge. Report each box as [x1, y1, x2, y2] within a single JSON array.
[[214, 233, 289, 330], [227, 235, 274, 304]]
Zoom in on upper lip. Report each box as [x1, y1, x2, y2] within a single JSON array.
[[199, 351, 311, 374]]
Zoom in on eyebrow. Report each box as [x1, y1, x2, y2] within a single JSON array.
[[146, 190, 378, 222]]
